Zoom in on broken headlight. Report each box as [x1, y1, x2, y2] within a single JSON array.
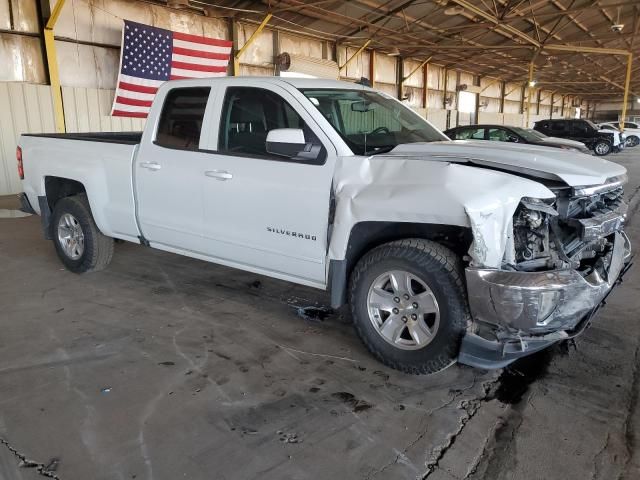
[[511, 198, 558, 270]]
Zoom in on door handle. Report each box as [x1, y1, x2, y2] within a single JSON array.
[[205, 170, 233, 181], [140, 161, 162, 171]]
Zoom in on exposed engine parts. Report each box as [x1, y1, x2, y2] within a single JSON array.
[[508, 184, 627, 273]]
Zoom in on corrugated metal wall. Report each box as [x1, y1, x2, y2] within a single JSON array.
[[0, 83, 145, 195], [0, 82, 56, 195]]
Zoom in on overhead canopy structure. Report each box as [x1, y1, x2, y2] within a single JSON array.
[[194, 0, 639, 100]]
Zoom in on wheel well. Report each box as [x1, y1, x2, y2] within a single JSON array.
[[328, 221, 472, 308], [44, 177, 86, 209]]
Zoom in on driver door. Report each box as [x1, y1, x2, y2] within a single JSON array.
[[199, 82, 336, 286]]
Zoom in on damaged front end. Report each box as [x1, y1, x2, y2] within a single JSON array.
[[460, 175, 633, 369]]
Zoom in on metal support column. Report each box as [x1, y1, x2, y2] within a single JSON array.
[[620, 53, 633, 132], [43, 0, 66, 133]]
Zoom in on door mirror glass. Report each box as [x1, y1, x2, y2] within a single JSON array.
[[266, 128, 322, 161], [507, 135, 519, 142]]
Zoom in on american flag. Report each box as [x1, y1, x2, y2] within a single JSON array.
[[111, 20, 232, 118]]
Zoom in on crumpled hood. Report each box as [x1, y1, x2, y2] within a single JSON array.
[[385, 140, 626, 186]]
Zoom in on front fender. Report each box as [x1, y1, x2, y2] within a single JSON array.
[[328, 157, 554, 269]]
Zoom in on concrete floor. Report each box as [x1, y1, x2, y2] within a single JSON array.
[[1, 147, 639, 480]]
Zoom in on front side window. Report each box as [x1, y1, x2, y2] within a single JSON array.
[[487, 128, 509, 141], [300, 89, 447, 155], [156, 87, 210, 150], [219, 87, 306, 157], [625, 122, 638, 129]]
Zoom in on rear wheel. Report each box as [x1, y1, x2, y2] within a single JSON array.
[[51, 194, 114, 273], [626, 135, 639, 147], [593, 140, 612, 156], [349, 239, 469, 375]]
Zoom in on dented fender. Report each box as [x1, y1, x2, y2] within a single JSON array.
[[328, 156, 554, 268]]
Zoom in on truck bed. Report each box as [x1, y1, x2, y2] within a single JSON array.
[[23, 132, 142, 145]]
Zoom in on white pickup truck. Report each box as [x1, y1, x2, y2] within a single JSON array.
[[17, 77, 632, 374]]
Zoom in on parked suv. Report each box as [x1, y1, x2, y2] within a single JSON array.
[[534, 119, 624, 156]]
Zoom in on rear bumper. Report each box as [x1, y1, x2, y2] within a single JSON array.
[[18, 192, 36, 214], [458, 231, 632, 369]]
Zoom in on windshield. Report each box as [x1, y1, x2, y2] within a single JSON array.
[[300, 88, 447, 155], [511, 127, 547, 141]]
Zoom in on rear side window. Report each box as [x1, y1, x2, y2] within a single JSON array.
[[456, 127, 485, 140], [156, 87, 210, 150], [550, 122, 567, 133]]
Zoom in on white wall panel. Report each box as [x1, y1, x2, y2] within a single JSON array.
[[0, 82, 56, 195], [280, 33, 323, 59], [426, 109, 448, 131], [0, 33, 46, 83], [338, 46, 370, 80], [62, 86, 145, 133]]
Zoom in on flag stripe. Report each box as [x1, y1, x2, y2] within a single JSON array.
[[171, 61, 227, 73], [170, 69, 227, 79], [173, 31, 232, 47], [115, 96, 153, 107], [173, 39, 231, 54], [172, 46, 230, 60], [119, 81, 159, 94], [114, 89, 156, 101], [113, 110, 148, 118], [119, 74, 165, 87]]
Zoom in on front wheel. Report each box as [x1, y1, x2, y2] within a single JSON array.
[[626, 135, 639, 147], [349, 239, 469, 375], [51, 194, 114, 273], [593, 140, 612, 156]]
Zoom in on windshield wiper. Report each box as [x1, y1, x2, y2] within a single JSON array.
[[364, 145, 396, 155]]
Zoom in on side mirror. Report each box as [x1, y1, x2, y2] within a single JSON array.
[[266, 128, 322, 161], [507, 135, 519, 143]]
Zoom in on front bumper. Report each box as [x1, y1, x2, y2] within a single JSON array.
[[458, 231, 632, 369]]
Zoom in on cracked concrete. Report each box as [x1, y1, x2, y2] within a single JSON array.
[[1, 149, 639, 479], [0, 438, 59, 479]]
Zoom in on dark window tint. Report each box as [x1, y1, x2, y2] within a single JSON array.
[[156, 87, 210, 150], [488, 128, 509, 141], [219, 87, 306, 157], [625, 122, 638, 129], [571, 120, 589, 135], [549, 121, 567, 133], [455, 127, 485, 140]]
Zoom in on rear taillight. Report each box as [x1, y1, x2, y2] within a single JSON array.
[[16, 146, 23, 179]]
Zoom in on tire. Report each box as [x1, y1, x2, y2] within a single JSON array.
[[593, 140, 612, 156], [349, 239, 469, 375], [51, 194, 114, 273], [626, 135, 639, 147]]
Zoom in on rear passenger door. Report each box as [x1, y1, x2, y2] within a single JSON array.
[[135, 87, 212, 254], [199, 81, 337, 286]]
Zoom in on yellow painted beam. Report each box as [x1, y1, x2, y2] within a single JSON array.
[[234, 13, 272, 76], [620, 54, 633, 132], [402, 56, 431, 82], [339, 39, 371, 71], [44, 0, 66, 133]]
